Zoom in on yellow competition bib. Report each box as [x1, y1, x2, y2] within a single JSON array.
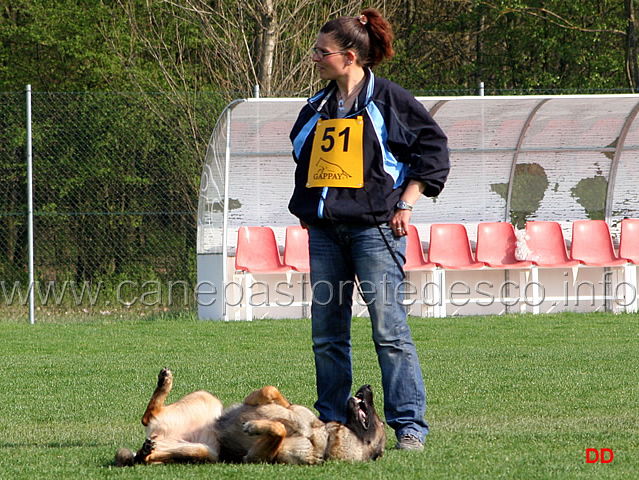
[[307, 116, 364, 188]]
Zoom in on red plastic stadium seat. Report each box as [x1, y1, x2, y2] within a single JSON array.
[[235, 226, 290, 320], [399, 225, 438, 318], [524, 221, 579, 268], [283, 225, 310, 273], [235, 226, 289, 274], [620, 219, 639, 313], [475, 222, 533, 269], [283, 225, 312, 317], [570, 220, 627, 313], [474, 222, 532, 314], [570, 220, 626, 267], [428, 223, 485, 269], [426, 224, 484, 318], [403, 225, 436, 271], [620, 218, 639, 264], [524, 221, 578, 315]]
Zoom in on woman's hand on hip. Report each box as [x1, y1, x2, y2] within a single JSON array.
[[391, 209, 411, 237]]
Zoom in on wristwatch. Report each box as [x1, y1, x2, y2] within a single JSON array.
[[396, 200, 413, 211]]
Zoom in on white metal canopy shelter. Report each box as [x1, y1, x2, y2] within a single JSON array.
[[197, 95, 639, 320]]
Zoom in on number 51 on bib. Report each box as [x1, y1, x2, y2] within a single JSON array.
[[306, 116, 364, 188]]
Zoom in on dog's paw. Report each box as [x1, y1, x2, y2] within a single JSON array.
[[243, 421, 259, 435], [157, 368, 173, 388], [140, 437, 156, 456], [133, 437, 157, 464]]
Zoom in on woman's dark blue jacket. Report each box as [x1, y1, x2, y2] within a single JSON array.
[[288, 69, 450, 226]]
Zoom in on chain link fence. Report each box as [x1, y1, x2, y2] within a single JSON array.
[[1, 90, 226, 322], [2, 86, 637, 322]]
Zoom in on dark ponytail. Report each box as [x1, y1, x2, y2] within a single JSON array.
[[319, 8, 394, 69]]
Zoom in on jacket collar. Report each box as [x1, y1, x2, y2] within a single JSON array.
[[308, 68, 375, 117]]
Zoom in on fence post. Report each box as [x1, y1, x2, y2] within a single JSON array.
[[26, 85, 35, 324]]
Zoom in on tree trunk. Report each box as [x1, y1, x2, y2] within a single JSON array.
[[258, 0, 277, 96], [626, 0, 639, 92]]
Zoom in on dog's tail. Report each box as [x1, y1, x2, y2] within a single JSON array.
[[114, 448, 136, 467]]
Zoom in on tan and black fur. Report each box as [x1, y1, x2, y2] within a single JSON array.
[[115, 368, 385, 466], [114, 368, 223, 465]]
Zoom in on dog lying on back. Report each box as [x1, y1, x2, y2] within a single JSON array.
[[115, 368, 385, 465]]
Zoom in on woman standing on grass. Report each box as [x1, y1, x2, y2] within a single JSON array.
[[288, 8, 449, 451]]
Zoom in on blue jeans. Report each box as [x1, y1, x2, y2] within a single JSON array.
[[308, 223, 429, 442]]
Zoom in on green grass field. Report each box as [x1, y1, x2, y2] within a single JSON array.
[[0, 312, 637, 479]]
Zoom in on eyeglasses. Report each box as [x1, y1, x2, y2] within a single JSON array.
[[311, 47, 348, 58]]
